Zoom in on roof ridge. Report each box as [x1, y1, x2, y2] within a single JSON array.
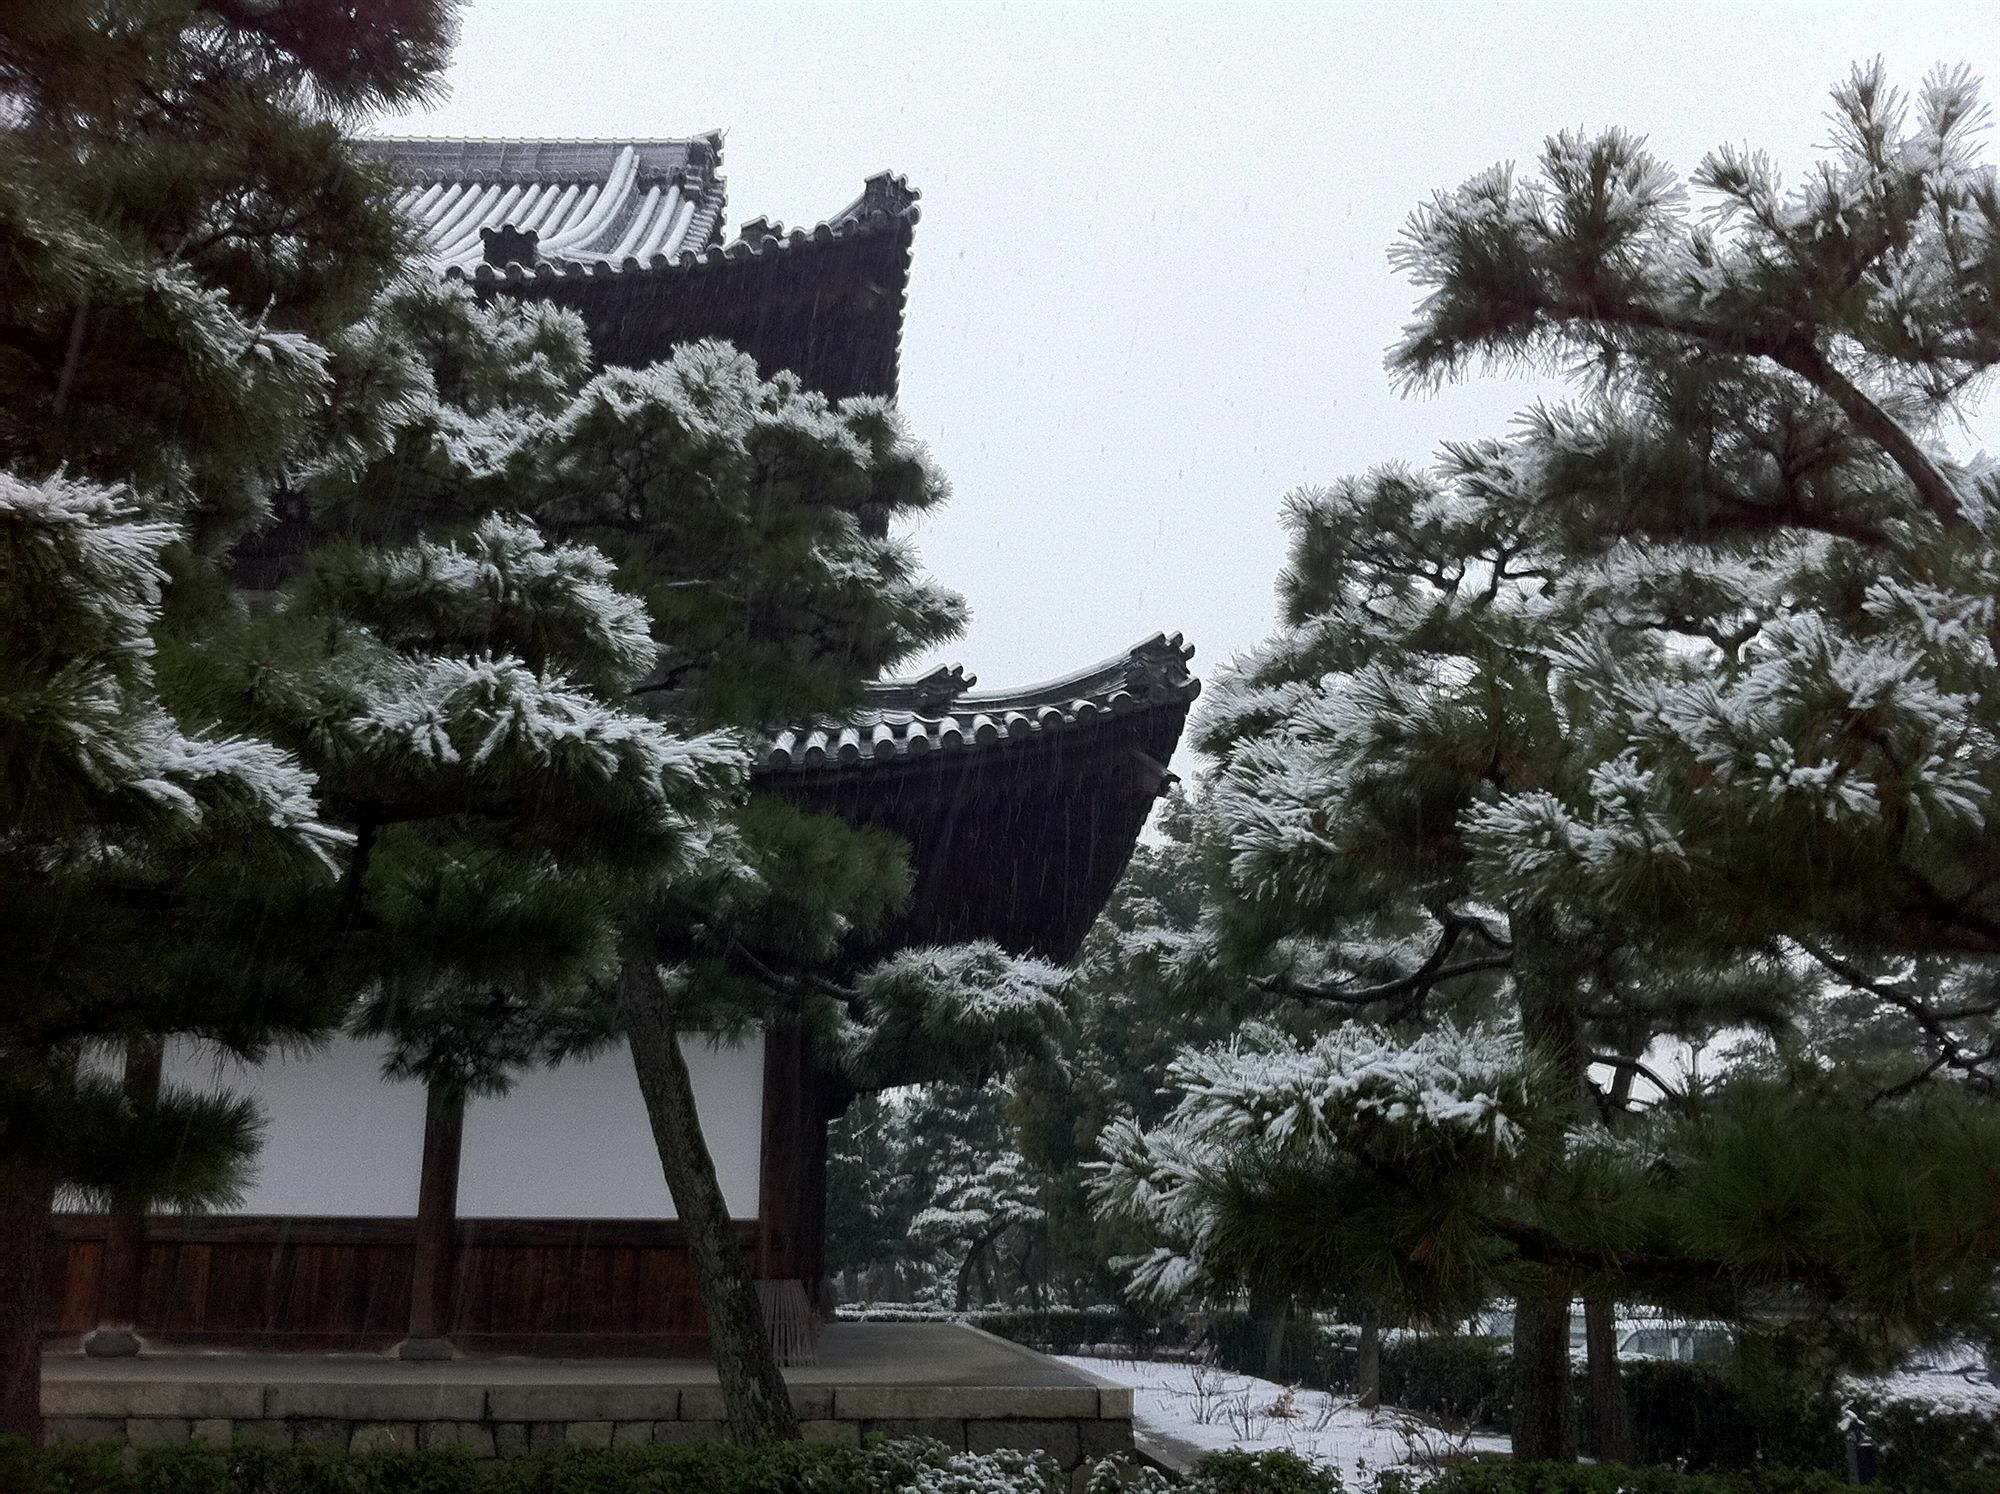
[[361, 131, 724, 147], [757, 634, 1200, 775]]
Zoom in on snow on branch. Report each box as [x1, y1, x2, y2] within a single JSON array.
[[346, 651, 747, 825], [1092, 1023, 1531, 1301], [841, 942, 1067, 1091], [0, 470, 346, 869], [319, 513, 657, 692]]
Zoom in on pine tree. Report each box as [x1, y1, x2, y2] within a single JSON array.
[[212, 260, 1065, 1437], [1099, 63, 2000, 1463], [0, 0, 452, 1440]]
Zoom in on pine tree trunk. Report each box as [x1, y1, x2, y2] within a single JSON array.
[[85, 1041, 161, 1357], [1248, 1289, 1289, 1380], [0, 1158, 53, 1442], [619, 949, 798, 1444], [1508, 908, 1588, 1464], [403, 1082, 465, 1357], [1512, 1279, 1577, 1462], [1355, 1309, 1382, 1410], [1584, 1293, 1632, 1463]]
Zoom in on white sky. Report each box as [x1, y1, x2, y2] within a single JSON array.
[[385, 1, 1999, 703]]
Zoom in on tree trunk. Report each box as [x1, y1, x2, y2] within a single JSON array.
[[85, 1042, 161, 1357], [0, 1159, 54, 1442], [1512, 1278, 1577, 1462], [402, 1081, 465, 1357], [1584, 1292, 1632, 1463], [1247, 1289, 1289, 1380], [620, 949, 798, 1443], [1355, 1308, 1382, 1411], [1508, 908, 1588, 1464]]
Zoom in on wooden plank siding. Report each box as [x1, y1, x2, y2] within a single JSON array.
[[43, 1216, 758, 1354]]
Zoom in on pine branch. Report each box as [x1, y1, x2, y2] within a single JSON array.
[[1487, 1215, 1849, 1300], [1801, 942, 2000, 1098], [1588, 1051, 1685, 1105], [1254, 932, 1512, 1017], [1546, 287, 1967, 529]]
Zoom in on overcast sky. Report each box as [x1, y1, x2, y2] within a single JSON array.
[[382, 1, 1998, 710]]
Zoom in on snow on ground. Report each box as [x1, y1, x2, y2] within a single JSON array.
[[1060, 1355, 1507, 1483]]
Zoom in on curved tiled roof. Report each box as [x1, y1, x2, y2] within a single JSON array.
[[757, 633, 1200, 775], [451, 170, 920, 289], [358, 134, 730, 274], [357, 134, 920, 288], [356, 134, 921, 400]]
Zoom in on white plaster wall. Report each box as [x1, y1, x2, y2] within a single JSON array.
[[164, 1038, 425, 1216], [460, 1036, 765, 1220], [154, 1033, 765, 1220]]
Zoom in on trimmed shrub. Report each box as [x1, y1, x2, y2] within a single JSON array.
[[972, 1305, 1188, 1357], [0, 1437, 1077, 1494], [1186, 1450, 1349, 1493], [1378, 1336, 1511, 1429], [839, 1302, 1181, 1357]]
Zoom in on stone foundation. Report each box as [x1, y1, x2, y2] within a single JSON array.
[[44, 1378, 1135, 1485]]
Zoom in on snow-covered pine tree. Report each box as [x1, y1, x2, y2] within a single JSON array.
[[509, 334, 1070, 1439], [0, 474, 352, 1437], [828, 1083, 1046, 1309], [195, 276, 746, 1364], [218, 268, 1063, 1438], [0, 0, 452, 1439], [1102, 63, 2000, 1463]]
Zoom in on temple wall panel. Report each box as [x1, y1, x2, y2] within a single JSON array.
[[119, 1034, 765, 1221]]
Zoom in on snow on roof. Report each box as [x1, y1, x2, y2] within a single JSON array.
[[358, 135, 729, 275], [356, 134, 920, 287], [757, 633, 1201, 775]]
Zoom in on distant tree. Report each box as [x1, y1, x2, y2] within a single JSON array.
[[0, 0, 454, 1440], [820, 791, 1239, 1313], [1006, 789, 1241, 1303], [828, 1083, 1042, 1309], [1100, 63, 2000, 1463]]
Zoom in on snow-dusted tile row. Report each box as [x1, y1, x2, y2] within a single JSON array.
[[759, 633, 1200, 773]]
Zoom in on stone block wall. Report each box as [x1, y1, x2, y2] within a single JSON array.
[[44, 1378, 1135, 1489]]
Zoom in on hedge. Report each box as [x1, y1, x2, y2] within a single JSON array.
[[11, 1438, 2000, 1494], [0, 1438, 1076, 1494], [1201, 1316, 2000, 1485], [842, 1303, 1189, 1358]]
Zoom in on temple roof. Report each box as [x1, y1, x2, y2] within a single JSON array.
[[357, 135, 730, 274], [753, 636, 1200, 964], [357, 133, 920, 399], [757, 633, 1200, 776]]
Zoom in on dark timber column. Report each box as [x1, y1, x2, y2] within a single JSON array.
[[402, 1081, 465, 1360], [83, 1041, 163, 1357]]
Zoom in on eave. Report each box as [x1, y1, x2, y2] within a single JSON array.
[[753, 635, 1200, 963]]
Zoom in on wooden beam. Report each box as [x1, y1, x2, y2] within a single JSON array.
[[402, 1081, 465, 1358]]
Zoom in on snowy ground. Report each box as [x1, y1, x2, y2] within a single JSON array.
[[1059, 1355, 1507, 1482]]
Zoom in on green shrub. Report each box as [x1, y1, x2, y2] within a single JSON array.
[[1590, 1359, 2000, 1486], [1187, 1450, 1348, 1493], [1378, 1336, 1511, 1429], [967, 1305, 1186, 1357], [0, 1437, 1082, 1494]]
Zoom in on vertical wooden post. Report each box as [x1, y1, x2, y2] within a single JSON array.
[[82, 1042, 162, 1357], [401, 1080, 464, 1359]]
